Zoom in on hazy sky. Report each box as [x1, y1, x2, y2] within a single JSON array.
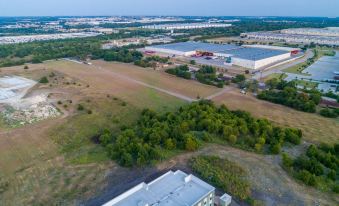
[[0, 0, 338, 17]]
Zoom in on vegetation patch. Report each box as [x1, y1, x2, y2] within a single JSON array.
[[98, 100, 302, 167], [166, 65, 226, 88], [258, 79, 321, 113], [282, 144, 339, 193], [190, 155, 261, 205]]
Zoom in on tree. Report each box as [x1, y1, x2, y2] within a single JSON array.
[[228, 135, 237, 145], [270, 143, 281, 154], [164, 139, 175, 150], [282, 153, 293, 169], [190, 60, 196, 65], [24, 65, 29, 70]]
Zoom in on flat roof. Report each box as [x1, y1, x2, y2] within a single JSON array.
[[149, 41, 240, 53], [228, 47, 289, 61], [147, 42, 289, 61], [103, 170, 215, 206]]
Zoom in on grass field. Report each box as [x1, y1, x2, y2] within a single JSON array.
[[92, 60, 221, 99], [0, 60, 337, 205], [212, 89, 339, 144], [0, 61, 186, 205], [263, 73, 288, 81]]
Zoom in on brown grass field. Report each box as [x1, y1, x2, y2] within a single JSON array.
[[0, 61, 186, 205], [212, 89, 339, 144], [0, 60, 338, 205], [92, 60, 222, 99]]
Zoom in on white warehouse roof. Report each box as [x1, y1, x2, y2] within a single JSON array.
[[102, 170, 215, 206], [146, 41, 290, 61]]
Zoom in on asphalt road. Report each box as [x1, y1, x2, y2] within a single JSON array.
[[252, 50, 314, 80]]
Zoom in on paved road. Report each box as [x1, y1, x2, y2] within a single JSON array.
[[252, 50, 314, 80]]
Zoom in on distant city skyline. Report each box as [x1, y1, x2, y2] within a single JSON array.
[[0, 0, 338, 17]]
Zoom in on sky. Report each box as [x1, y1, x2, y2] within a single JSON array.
[[0, 0, 338, 17]]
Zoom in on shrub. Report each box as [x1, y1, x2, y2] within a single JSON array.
[[77, 104, 84, 111], [296, 170, 317, 186], [282, 153, 293, 169], [39, 76, 49, 84], [319, 108, 338, 118]]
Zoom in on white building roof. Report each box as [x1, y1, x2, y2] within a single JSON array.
[[103, 170, 215, 206]]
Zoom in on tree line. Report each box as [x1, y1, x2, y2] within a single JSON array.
[[258, 79, 321, 113], [98, 100, 302, 167]]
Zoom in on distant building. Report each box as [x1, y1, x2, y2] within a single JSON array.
[[0, 32, 100, 45], [241, 30, 339, 46], [281, 27, 339, 37], [145, 42, 293, 70], [141, 23, 232, 30], [102, 170, 231, 206]]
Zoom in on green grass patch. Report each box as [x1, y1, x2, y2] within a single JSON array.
[[295, 80, 318, 89], [190, 155, 262, 205], [264, 73, 287, 81]]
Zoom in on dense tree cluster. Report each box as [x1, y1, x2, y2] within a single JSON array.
[[282, 144, 339, 193], [166, 65, 226, 87], [190, 155, 252, 202], [100, 49, 143, 63], [319, 108, 339, 118], [258, 79, 321, 113], [165, 65, 192, 79], [99, 100, 302, 167], [134, 55, 169, 68], [195, 65, 225, 88]]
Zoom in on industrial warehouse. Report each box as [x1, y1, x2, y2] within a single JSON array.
[[145, 42, 299, 69]]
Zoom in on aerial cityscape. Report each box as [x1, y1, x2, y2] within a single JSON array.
[[0, 1, 338, 206]]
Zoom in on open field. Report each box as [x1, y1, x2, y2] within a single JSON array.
[[212, 88, 339, 144], [0, 60, 338, 205], [92, 60, 222, 99], [0, 61, 187, 205]]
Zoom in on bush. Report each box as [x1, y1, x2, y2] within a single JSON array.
[[282, 153, 293, 169], [232, 74, 246, 83], [296, 170, 317, 186], [77, 104, 84, 111], [39, 76, 49, 84], [319, 108, 338, 118]]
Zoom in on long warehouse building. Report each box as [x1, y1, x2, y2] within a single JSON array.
[[145, 42, 295, 69]]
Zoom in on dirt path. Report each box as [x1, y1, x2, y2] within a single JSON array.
[[85, 144, 338, 206]]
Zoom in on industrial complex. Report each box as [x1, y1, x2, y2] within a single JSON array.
[[0, 32, 100, 45], [141, 23, 232, 30], [103, 170, 231, 206], [241, 27, 339, 46], [145, 42, 299, 69]]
